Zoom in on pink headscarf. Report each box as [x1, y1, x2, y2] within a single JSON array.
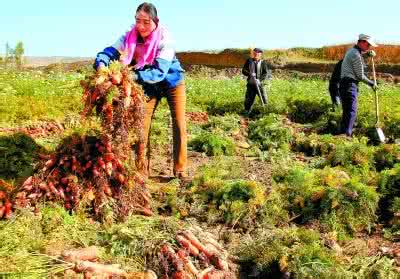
[[121, 25, 163, 69]]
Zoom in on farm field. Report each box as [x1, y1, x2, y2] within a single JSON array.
[[1, 65, 400, 278]]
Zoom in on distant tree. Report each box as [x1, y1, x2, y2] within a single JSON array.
[[14, 41, 24, 67], [4, 42, 13, 65]]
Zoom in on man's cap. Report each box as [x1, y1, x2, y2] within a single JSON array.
[[358, 34, 378, 47], [253, 48, 263, 53]]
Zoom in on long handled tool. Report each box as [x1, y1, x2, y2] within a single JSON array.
[[371, 57, 386, 143], [256, 82, 265, 107]]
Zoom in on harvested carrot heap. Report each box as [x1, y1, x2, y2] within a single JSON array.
[[160, 227, 237, 278], [3, 63, 151, 221]]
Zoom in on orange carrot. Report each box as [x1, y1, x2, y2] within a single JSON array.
[[198, 267, 214, 279], [176, 235, 199, 257], [160, 244, 184, 272], [74, 261, 126, 276], [45, 159, 56, 168], [116, 173, 125, 184], [111, 72, 122, 85], [201, 235, 224, 252], [38, 182, 49, 191], [176, 249, 199, 276], [22, 176, 33, 187], [182, 231, 213, 258], [62, 246, 99, 262]]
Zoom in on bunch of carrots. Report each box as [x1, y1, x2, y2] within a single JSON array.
[[80, 61, 146, 170], [0, 63, 151, 220], [14, 134, 151, 220], [160, 228, 237, 279]]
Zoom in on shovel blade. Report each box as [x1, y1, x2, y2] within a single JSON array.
[[376, 128, 386, 143]]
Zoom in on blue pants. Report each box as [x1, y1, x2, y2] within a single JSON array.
[[339, 79, 358, 136]]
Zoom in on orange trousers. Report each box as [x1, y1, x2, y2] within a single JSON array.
[[143, 82, 187, 176]]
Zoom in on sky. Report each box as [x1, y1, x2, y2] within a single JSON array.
[[0, 0, 399, 57]]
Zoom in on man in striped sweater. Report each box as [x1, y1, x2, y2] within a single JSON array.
[[339, 34, 377, 137]]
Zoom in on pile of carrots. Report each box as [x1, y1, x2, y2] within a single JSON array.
[[160, 228, 236, 278], [14, 134, 151, 219], [59, 246, 157, 278], [0, 63, 152, 220]]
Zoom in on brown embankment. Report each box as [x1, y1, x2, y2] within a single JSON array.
[[176, 51, 400, 76]]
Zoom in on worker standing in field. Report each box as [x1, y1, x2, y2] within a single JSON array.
[[94, 2, 187, 179], [339, 34, 377, 137], [242, 48, 271, 115], [328, 59, 343, 111]]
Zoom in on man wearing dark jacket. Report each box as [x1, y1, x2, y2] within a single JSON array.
[[328, 59, 343, 111], [242, 48, 271, 114]]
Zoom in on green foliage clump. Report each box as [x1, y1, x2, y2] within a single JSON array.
[[0, 205, 99, 276], [294, 133, 337, 157], [236, 227, 398, 278], [287, 97, 331, 124], [0, 133, 45, 180], [383, 113, 400, 141], [193, 178, 266, 225], [347, 256, 400, 279], [203, 113, 241, 134], [153, 179, 193, 218], [280, 166, 379, 235], [378, 164, 400, 228], [294, 134, 374, 169], [0, 210, 44, 275], [235, 227, 345, 278], [99, 215, 180, 272], [186, 159, 268, 226], [295, 134, 375, 177], [374, 144, 400, 171], [390, 197, 400, 214], [328, 139, 374, 171], [249, 114, 293, 151], [378, 164, 400, 198], [389, 197, 400, 234], [189, 131, 235, 156], [39, 205, 99, 248]]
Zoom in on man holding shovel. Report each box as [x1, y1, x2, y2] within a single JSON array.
[[339, 34, 378, 137], [242, 48, 271, 115]]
